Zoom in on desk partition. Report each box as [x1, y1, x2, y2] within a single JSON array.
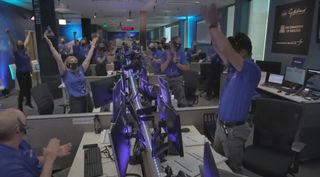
[[26, 106, 218, 169]]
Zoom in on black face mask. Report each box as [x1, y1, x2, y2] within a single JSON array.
[[174, 43, 181, 51], [67, 63, 78, 70], [17, 45, 25, 50], [150, 47, 156, 52]]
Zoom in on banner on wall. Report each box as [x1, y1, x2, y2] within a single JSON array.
[[272, 0, 315, 55]]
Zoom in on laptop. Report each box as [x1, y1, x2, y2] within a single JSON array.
[[262, 73, 284, 88]]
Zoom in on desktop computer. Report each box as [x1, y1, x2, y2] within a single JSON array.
[[112, 80, 124, 123], [305, 69, 320, 92], [109, 104, 131, 177], [157, 95, 184, 157], [158, 76, 173, 107], [90, 75, 121, 108], [199, 142, 220, 177], [282, 66, 306, 93], [255, 61, 282, 82]]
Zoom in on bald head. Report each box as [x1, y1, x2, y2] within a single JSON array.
[[0, 108, 26, 141]]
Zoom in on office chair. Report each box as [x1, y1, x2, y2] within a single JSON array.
[[31, 83, 55, 115], [243, 98, 305, 177], [182, 70, 199, 105]]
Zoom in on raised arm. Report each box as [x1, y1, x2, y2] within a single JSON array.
[[5, 29, 17, 52], [24, 31, 31, 47], [160, 52, 172, 72], [82, 34, 99, 71], [202, 4, 244, 71], [73, 32, 77, 45], [44, 32, 66, 75]]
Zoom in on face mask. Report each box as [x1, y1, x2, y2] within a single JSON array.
[[17, 45, 24, 50], [67, 63, 78, 70], [150, 47, 156, 52], [174, 43, 181, 51]]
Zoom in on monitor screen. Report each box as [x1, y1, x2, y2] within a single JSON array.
[[158, 76, 172, 106], [305, 69, 320, 91], [268, 74, 284, 85], [284, 66, 306, 86], [90, 75, 121, 108], [255, 61, 282, 74], [157, 96, 183, 157], [112, 80, 123, 123], [203, 142, 220, 177], [109, 106, 131, 177]]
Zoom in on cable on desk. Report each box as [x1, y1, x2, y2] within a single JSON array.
[[101, 145, 114, 161]]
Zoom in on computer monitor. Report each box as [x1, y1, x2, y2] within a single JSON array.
[[255, 61, 282, 74], [90, 75, 121, 108], [283, 66, 306, 88], [305, 69, 320, 91], [109, 104, 131, 177], [157, 96, 184, 157], [158, 76, 172, 106], [112, 80, 123, 123], [201, 142, 220, 177], [256, 61, 282, 82], [268, 73, 284, 85]]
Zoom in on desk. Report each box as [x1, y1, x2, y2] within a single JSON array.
[[257, 85, 320, 103], [68, 126, 234, 177], [257, 83, 320, 160]]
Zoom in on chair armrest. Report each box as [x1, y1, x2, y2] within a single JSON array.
[[291, 141, 306, 153]]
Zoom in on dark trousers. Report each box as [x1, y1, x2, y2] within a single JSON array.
[[69, 94, 93, 113], [16, 72, 32, 110]]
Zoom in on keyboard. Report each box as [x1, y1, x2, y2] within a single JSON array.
[[84, 147, 103, 177]]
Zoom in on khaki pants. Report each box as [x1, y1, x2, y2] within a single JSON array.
[[213, 121, 251, 173]]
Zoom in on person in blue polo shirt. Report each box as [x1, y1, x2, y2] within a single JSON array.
[[202, 3, 261, 173], [6, 29, 34, 112], [160, 36, 190, 107], [94, 43, 108, 76], [187, 41, 201, 62], [44, 32, 99, 113], [0, 108, 72, 177], [147, 42, 165, 74]]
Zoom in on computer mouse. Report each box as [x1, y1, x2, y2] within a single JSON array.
[[181, 127, 190, 133], [285, 92, 290, 95]]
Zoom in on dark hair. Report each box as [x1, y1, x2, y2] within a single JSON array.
[[227, 36, 237, 50], [234, 33, 252, 54], [171, 36, 179, 43]]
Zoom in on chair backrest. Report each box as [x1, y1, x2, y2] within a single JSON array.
[[253, 98, 303, 153], [183, 70, 199, 98], [31, 83, 54, 115]]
